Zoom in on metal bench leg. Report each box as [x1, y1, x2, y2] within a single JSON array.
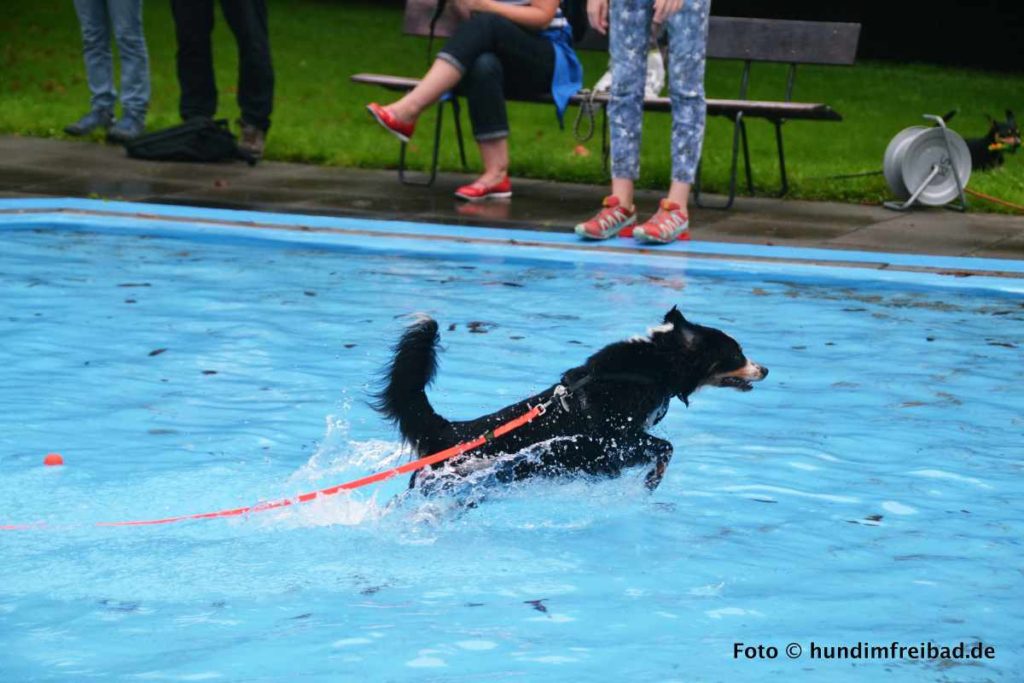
[[695, 112, 742, 210], [740, 118, 754, 193], [774, 120, 789, 197], [601, 105, 609, 169], [398, 99, 446, 187], [451, 97, 468, 170]]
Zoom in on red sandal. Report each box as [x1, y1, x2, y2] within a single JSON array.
[[454, 175, 512, 202], [366, 102, 415, 143]]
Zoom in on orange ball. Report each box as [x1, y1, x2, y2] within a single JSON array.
[[43, 453, 64, 467]]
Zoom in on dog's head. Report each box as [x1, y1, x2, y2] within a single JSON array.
[[987, 110, 1021, 154], [650, 306, 768, 402]]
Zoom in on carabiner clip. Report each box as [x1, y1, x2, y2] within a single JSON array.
[[552, 384, 571, 412]]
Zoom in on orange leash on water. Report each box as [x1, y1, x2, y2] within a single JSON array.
[[1, 403, 550, 531]]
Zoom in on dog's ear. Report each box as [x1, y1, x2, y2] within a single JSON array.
[[1007, 109, 1017, 127], [662, 307, 699, 349], [663, 305, 686, 327], [678, 323, 699, 349]]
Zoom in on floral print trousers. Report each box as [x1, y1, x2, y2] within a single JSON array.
[[608, 0, 710, 183]]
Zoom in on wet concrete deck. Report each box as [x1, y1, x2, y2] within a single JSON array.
[[2, 135, 1023, 260]]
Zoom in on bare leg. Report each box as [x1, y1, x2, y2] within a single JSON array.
[[612, 177, 635, 211], [616, 179, 691, 214], [475, 137, 509, 185], [667, 180, 691, 209], [386, 59, 462, 123]]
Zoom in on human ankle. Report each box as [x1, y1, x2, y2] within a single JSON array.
[[387, 102, 418, 124], [478, 170, 507, 185]]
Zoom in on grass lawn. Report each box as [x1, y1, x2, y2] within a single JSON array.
[[2, 0, 1022, 211]]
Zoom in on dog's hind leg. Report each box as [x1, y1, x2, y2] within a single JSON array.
[[640, 436, 674, 491]]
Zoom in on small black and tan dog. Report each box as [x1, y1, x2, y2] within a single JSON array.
[[373, 307, 767, 493], [944, 109, 1020, 170], [969, 110, 1020, 170]]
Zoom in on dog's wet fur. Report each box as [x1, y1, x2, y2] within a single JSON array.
[[373, 307, 767, 493]]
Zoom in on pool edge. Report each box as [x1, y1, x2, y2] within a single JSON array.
[[2, 198, 1023, 294]]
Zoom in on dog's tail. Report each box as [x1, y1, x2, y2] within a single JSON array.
[[372, 315, 448, 446]]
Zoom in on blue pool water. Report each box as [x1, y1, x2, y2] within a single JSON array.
[[1, 211, 1022, 681]]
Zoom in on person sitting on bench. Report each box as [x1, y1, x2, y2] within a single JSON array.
[[366, 0, 582, 202]]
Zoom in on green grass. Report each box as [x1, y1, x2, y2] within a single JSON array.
[[2, 0, 1022, 211]]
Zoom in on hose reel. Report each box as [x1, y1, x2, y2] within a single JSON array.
[[883, 114, 971, 211]]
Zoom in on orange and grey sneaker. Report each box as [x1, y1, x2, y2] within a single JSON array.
[[633, 199, 690, 243], [573, 195, 637, 240]]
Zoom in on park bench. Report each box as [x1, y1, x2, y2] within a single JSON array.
[[351, 1, 860, 209]]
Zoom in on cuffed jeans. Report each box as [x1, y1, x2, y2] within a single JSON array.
[[72, 0, 150, 119], [170, 0, 275, 132], [609, 0, 710, 183], [438, 12, 554, 141]]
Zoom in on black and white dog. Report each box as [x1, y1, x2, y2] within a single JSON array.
[[373, 307, 767, 492]]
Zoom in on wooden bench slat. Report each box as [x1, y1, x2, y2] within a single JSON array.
[[399, 5, 860, 66], [402, 0, 459, 38], [351, 73, 841, 122], [707, 17, 860, 66], [581, 17, 860, 66]]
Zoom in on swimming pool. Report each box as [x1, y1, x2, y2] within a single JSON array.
[[1, 199, 1022, 681]]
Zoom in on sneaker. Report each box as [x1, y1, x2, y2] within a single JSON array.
[[633, 199, 691, 244], [367, 102, 415, 143], [454, 175, 512, 201], [573, 195, 637, 240], [106, 115, 145, 143], [64, 109, 114, 136], [238, 120, 266, 161]]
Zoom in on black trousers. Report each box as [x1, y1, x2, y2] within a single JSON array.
[[439, 12, 555, 140], [170, 0, 275, 131]]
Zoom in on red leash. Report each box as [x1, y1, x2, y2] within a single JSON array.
[[2, 404, 547, 531]]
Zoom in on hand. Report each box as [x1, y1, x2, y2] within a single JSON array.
[[587, 0, 608, 35], [653, 0, 683, 24]]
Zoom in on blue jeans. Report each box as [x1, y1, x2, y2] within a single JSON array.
[[608, 0, 710, 183], [72, 0, 150, 119], [440, 13, 555, 141]]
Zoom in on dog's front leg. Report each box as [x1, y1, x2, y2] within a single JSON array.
[[642, 436, 674, 491]]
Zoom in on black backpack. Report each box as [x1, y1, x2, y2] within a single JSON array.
[[125, 118, 256, 166]]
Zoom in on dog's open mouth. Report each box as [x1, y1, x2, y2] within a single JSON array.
[[715, 376, 754, 392]]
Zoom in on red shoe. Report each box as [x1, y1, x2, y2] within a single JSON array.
[[633, 199, 691, 244], [573, 195, 637, 240], [454, 175, 512, 202], [366, 102, 415, 143]]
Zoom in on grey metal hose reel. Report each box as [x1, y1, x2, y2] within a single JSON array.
[[883, 114, 971, 211]]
